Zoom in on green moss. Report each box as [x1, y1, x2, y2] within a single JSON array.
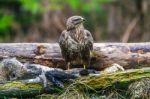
[[80, 68, 150, 89], [0, 67, 150, 98], [0, 81, 42, 90]]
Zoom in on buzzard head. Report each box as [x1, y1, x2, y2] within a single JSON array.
[[66, 16, 85, 30]]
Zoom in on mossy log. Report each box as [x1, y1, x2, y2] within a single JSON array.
[[80, 67, 150, 90], [0, 67, 150, 98], [0, 81, 43, 98], [0, 43, 150, 70]]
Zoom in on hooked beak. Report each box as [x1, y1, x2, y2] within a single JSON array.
[[81, 17, 85, 22]]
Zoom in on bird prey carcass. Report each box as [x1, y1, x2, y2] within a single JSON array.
[[59, 16, 94, 70]]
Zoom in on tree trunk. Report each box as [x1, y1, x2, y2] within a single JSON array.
[[0, 67, 150, 98], [0, 43, 150, 70]]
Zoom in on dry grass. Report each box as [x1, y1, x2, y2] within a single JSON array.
[[128, 77, 150, 99], [37, 77, 150, 99], [36, 72, 150, 99]]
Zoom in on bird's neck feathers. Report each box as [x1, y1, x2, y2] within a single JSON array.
[[67, 25, 75, 31], [76, 24, 84, 30], [69, 24, 85, 43]]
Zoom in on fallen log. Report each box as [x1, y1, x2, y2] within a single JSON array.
[[0, 81, 43, 98], [0, 67, 150, 98], [81, 67, 150, 89], [0, 43, 150, 70]]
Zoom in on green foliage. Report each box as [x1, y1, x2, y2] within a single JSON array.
[[20, 0, 42, 14], [48, 0, 64, 11], [0, 15, 13, 32], [0, 0, 113, 42], [66, 0, 112, 12], [0, 0, 43, 41], [66, 0, 80, 11]]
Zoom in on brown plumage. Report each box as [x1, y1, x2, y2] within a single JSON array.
[[59, 16, 93, 69]]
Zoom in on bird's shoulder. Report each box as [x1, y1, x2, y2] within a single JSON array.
[[83, 29, 94, 50], [61, 30, 69, 35], [59, 30, 68, 42], [84, 29, 92, 36]]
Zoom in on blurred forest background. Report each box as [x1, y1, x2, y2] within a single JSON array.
[[0, 0, 150, 43]]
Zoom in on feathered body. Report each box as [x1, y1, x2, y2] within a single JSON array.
[[59, 16, 93, 69]]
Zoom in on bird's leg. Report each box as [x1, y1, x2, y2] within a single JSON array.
[[67, 62, 70, 70], [81, 60, 86, 69], [83, 64, 86, 69]]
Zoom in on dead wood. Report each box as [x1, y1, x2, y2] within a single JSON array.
[[0, 67, 150, 98], [0, 43, 150, 70]]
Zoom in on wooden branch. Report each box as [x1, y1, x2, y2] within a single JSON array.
[[0, 43, 150, 70], [0, 67, 150, 98], [121, 16, 139, 43]]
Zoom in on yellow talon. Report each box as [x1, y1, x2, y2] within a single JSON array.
[[67, 62, 70, 70], [67, 66, 70, 70], [84, 65, 86, 69]]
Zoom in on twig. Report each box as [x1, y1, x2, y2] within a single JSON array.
[[122, 16, 139, 43]]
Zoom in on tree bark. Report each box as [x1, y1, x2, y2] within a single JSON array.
[[0, 67, 150, 98], [0, 43, 150, 70]]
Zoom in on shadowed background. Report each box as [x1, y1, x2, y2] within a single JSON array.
[[0, 0, 150, 43]]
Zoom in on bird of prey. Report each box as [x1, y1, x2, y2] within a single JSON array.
[[59, 16, 93, 70]]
